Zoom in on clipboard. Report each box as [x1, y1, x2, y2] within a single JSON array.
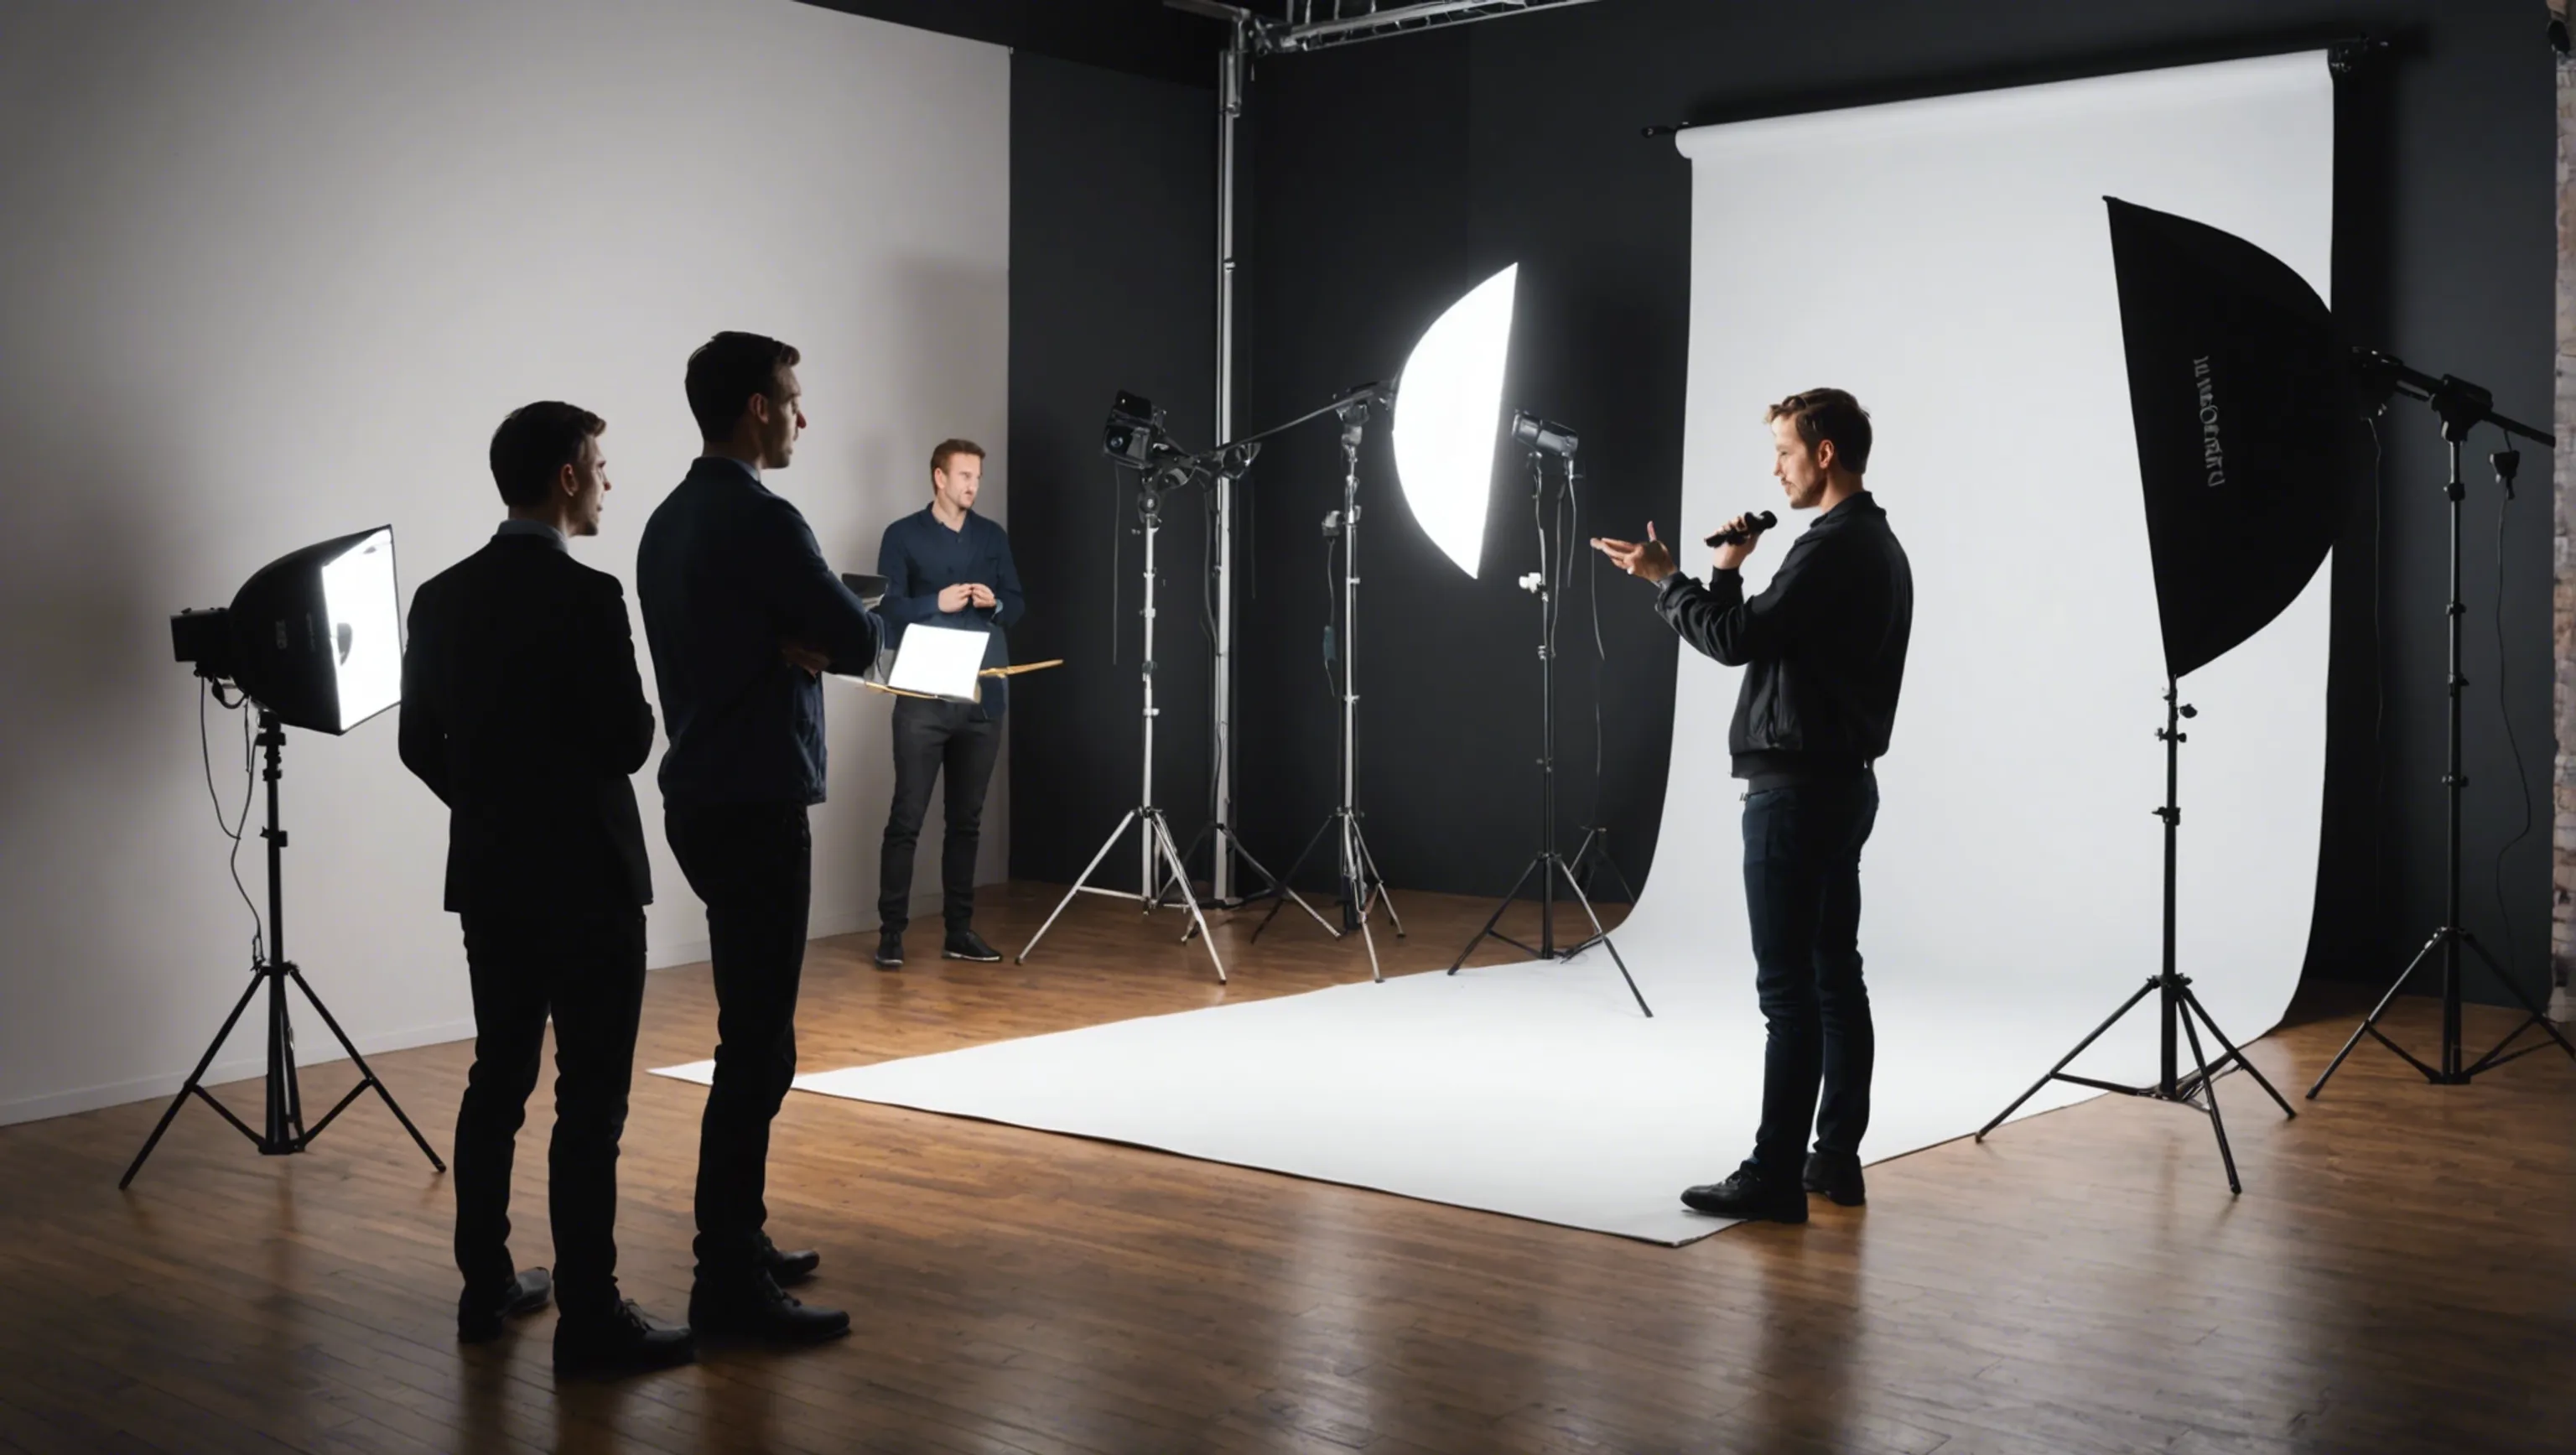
[[849, 621, 1066, 703]]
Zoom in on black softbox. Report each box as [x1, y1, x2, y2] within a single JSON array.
[[2106, 197, 2352, 679]]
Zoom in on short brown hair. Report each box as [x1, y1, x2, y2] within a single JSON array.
[[489, 401, 604, 508], [685, 331, 801, 441], [931, 439, 985, 475], [1766, 388, 1872, 475]]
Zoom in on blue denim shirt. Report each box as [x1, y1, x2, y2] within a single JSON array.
[[637, 456, 882, 807]]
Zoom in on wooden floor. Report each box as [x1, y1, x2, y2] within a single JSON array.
[[2, 881, 2571, 1455]]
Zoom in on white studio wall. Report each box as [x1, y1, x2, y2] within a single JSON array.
[[0, 0, 1010, 1125], [1642, 52, 2336, 1080], [644, 54, 2340, 1244]]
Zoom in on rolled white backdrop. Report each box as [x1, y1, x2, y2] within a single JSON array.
[[1636, 52, 2335, 1086]]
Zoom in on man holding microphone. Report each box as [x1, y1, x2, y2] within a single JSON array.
[[1594, 387, 1912, 1224]]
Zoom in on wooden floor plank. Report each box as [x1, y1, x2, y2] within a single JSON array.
[[1, 883, 2568, 1453]]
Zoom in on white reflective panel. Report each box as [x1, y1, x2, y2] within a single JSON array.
[[320, 527, 402, 731], [1393, 263, 1516, 578]]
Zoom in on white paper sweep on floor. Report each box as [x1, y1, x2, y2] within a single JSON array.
[[652, 953, 2119, 1246], [652, 54, 2332, 1247]]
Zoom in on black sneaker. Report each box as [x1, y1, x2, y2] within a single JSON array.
[[553, 1299, 697, 1378], [1803, 1151, 1867, 1207], [873, 928, 903, 969], [943, 928, 1003, 963], [1679, 1167, 1809, 1224], [688, 1274, 851, 1345], [456, 1266, 552, 1343]]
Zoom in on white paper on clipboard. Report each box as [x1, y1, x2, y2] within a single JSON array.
[[885, 624, 989, 701]]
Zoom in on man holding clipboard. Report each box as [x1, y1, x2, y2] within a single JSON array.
[[872, 439, 1025, 968]]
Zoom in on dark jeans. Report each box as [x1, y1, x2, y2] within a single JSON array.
[[453, 908, 647, 1322], [667, 800, 812, 1286], [1741, 773, 1880, 1178], [878, 697, 1002, 933]]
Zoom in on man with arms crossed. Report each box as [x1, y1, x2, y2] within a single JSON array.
[[639, 333, 882, 1341], [1595, 388, 1912, 1224], [871, 439, 1024, 969], [401, 402, 695, 1374]]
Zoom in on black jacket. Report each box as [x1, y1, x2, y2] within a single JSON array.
[[399, 532, 656, 917], [1654, 491, 1912, 777], [637, 457, 882, 808]]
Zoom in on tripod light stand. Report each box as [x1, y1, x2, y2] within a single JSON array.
[[2308, 363, 2576, 1095], [1446, 438, 1650, 1016], [1976, 682, 2295, 1192], [1255, 397, 1406, 980], [125, 706, 445, 1186], [1020, 463, 1237, 981], [130, 525, 442, 1187]]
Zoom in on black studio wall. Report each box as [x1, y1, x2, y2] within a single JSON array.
[[982, 0, 2552, 1005]]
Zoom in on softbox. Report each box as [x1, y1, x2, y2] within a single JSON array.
[[2106, 197, 2350, 678]]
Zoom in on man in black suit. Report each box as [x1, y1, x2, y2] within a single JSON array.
[[401, 401, 696, 1376], [638, 333, 881, 1344]]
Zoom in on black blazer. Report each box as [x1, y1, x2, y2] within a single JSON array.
[[400, 533, 655, 918]]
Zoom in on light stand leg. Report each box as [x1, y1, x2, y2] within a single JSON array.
[[1977, 975, 2159, 1140], [1349, 820, 1404, 938], [1019, 808, 1140, 964], [2176, 996, 2242, 1195], [1567, 825, 1639, 905], [2179, 984, 2298, 1120], [1249, 813, 1337, 943], [1146, 811, 1226, 982], [1551, 855, 1651, 1017], [285, 965, 444, 1165], [2308, 933, 2445, 1094], [1340, 813, 1384, 983], [1216, 829, 1340, 938], [120, 967, 267, 1188], [1447, 857, 1542, 970], [2458, 932, 2576, 1073]]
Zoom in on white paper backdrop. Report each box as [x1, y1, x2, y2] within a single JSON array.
[[1631, 52, 2336, 1082]]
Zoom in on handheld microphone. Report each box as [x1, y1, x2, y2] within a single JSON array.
[[1704, 511, 1778, 548]]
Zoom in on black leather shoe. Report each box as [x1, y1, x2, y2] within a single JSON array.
[[1680, 1168, 1809, 1223], [943, 928, 1002, 963], [759, 1233, 821, 1286], [457, 1266, 552, 1343], [1804, 1151, 1867, 1207], [553, 1300, 697, 1378], [688, 1275, 851, 1344], [874, 928, 904, 969]]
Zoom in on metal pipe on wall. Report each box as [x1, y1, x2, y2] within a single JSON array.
[[1212, 21, 1244, 901]]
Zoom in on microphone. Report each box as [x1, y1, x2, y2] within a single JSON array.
[[1704, 511, 1778, 548]]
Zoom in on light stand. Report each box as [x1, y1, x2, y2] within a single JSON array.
[[1020, 470, 1233, 980], [1255, 398, 1405, 980], [2309, 366, 2576, 1094], [1446, 449, 1651, 1016], [1976, 682, 2296, 1193], [123, 706, 444, 1187]]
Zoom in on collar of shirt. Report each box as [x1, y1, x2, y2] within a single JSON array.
[[496, 518, 568, 552], [700, 454, 764, 484], [920, 502, 979, 535]]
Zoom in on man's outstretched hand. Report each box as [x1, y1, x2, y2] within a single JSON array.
[[1592, 522, 1677, 584]]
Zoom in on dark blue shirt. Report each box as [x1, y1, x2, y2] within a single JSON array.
[[637, 456, 882, 807], [876, 505, 1026, 716]]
